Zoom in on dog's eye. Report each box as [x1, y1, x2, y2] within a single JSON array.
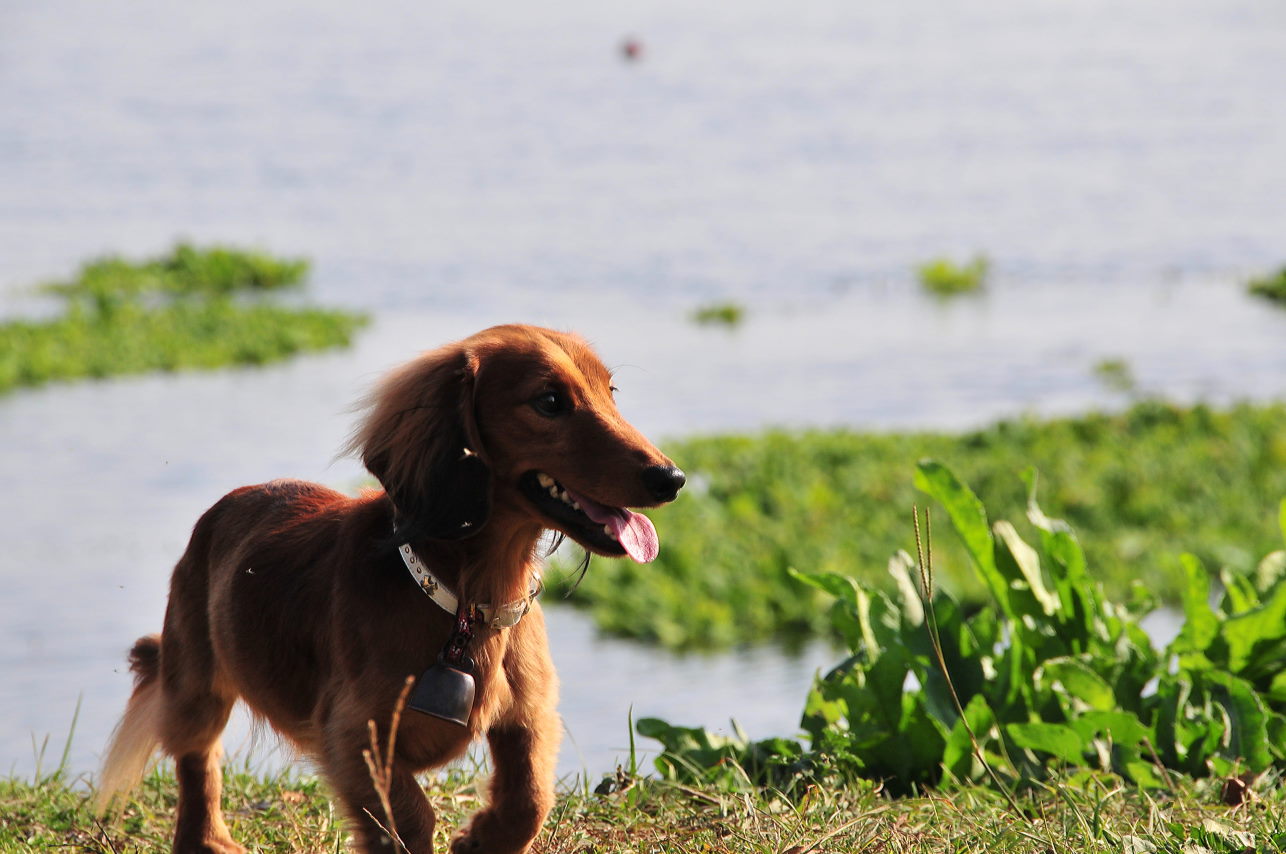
[[531, 391, 568, 417]]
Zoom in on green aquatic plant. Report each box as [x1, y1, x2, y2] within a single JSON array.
[[1248, 266, 1286, 305], [1091, 357, 1137, 395], [550, 401, 1286, 650], [639, 462, 1286, 796], [917, 255, 989, 297], [0, 244, 366, 393], [43, 242, 310, 302], [689, 301, 746, 328]]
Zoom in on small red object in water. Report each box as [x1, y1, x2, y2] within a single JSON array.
[[621, 37, 643, 61]]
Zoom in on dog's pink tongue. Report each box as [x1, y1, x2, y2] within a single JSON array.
[[564, 488, 659, 563]]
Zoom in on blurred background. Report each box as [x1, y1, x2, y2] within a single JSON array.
[[2, 0, 1284, 783]]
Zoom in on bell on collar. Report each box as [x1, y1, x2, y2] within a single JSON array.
[[408, 652, 475, 727]]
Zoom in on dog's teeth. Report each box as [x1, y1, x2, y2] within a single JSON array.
[[547, 486, 559, 498], [537, 473, 554, 488], [571, 501, 581, 511], [603, 525, 613, 536]]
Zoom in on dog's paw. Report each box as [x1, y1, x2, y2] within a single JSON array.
[[448, 833, 479, 854], [449, 828, 488, 854], [179, 839, 246, 854], [449, 814, 532, 854]]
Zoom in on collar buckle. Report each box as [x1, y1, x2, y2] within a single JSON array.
[[399, 542, 542, 629]]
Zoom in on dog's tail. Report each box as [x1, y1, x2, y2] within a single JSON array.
[[95, 634, 163, 813]]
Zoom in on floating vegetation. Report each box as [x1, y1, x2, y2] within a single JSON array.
[[0, 244, 368, 394], [1248, 266, 1286, 305], [689, 301, 746, 328], [917, 255, 989, 297], [550, 401, 1286, 650], [1091, 357, 1137, 394]]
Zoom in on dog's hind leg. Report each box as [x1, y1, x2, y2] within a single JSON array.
[[158, 641, 242, 854], [156, 555, 244, 854]]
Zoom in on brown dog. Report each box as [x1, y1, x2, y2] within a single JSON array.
[[96, 324, 685, 853]]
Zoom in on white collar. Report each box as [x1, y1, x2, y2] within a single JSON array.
[[398, 543, 543, 629]]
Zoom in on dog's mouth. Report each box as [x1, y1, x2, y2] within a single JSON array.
[[519, 471, 659, 563]]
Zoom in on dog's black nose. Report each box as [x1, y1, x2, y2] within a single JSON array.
[[641, 465, 686, 503]]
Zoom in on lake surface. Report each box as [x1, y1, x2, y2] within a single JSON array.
[[2, 0, 1284, 782]]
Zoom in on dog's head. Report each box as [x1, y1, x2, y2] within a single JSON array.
[[352, 325, 684, 562]]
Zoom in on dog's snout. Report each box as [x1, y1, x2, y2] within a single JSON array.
[[641, 465, 686, 503]]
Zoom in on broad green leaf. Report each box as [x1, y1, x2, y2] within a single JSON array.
[[1122, 760, 1166, 789], [865, 645, 912, 724], [1007, 722, 1084, 765], [1021, 468, 1071, 535], [788, 568, 861, 607], [1268, 713, 1286, 760], [1068, 710, 1151, 749], [1204, 671, 1272, 773], [995, 520, 1059, 616], [1156, 675, 1223, 775], [916, 595, 988, 715], [1220, 567, 1260, 613], [789, 568, 867, 651], [887, 550, 924, 627], [914, 461, 1008, 614], [941, 694, 995, 783], [1256, 549, 1286, 592], [1221, 578, 1286, 674], [1036, 658, 1115, 712], [1171, 554, 1218, 655], [1023, 467, 1097, 636], [801, 674, 847, 739], [895, 694, 949, 781], [1281, 497, 1286, 545]]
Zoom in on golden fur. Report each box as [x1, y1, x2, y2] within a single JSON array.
[[96, 324, 684, 853]]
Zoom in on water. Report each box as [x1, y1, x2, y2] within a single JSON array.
[[2, 0, 1285, 781]]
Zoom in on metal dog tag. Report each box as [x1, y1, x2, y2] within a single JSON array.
[[408, 652, 475, 727]]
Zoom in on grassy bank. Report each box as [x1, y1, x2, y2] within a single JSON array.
[[549, 400, 1286, 650], [6, 765, 1286, 853], [0, 244, 368, 393]]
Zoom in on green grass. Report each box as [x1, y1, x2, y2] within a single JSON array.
[[1249, 266, 1286, 305], [0, 243, 368, 394], [917, 255, 989, 297], [549, 400, 1286, 650], [6, 766, 1286, 853]]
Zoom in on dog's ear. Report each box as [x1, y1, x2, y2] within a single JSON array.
[[349, 347, 491, 542]]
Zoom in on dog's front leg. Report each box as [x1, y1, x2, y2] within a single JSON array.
[[322, 732, 437, 854], [450, 709, 560, 854]]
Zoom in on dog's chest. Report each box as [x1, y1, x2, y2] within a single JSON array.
[[395, 635, 518, 767]]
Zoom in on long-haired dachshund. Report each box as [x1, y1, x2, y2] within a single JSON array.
[[96, 324, 685, 853]]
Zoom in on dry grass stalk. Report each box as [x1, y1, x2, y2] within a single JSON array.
[[912, 506, 1024, 818], [362, 675, 416, 852]]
